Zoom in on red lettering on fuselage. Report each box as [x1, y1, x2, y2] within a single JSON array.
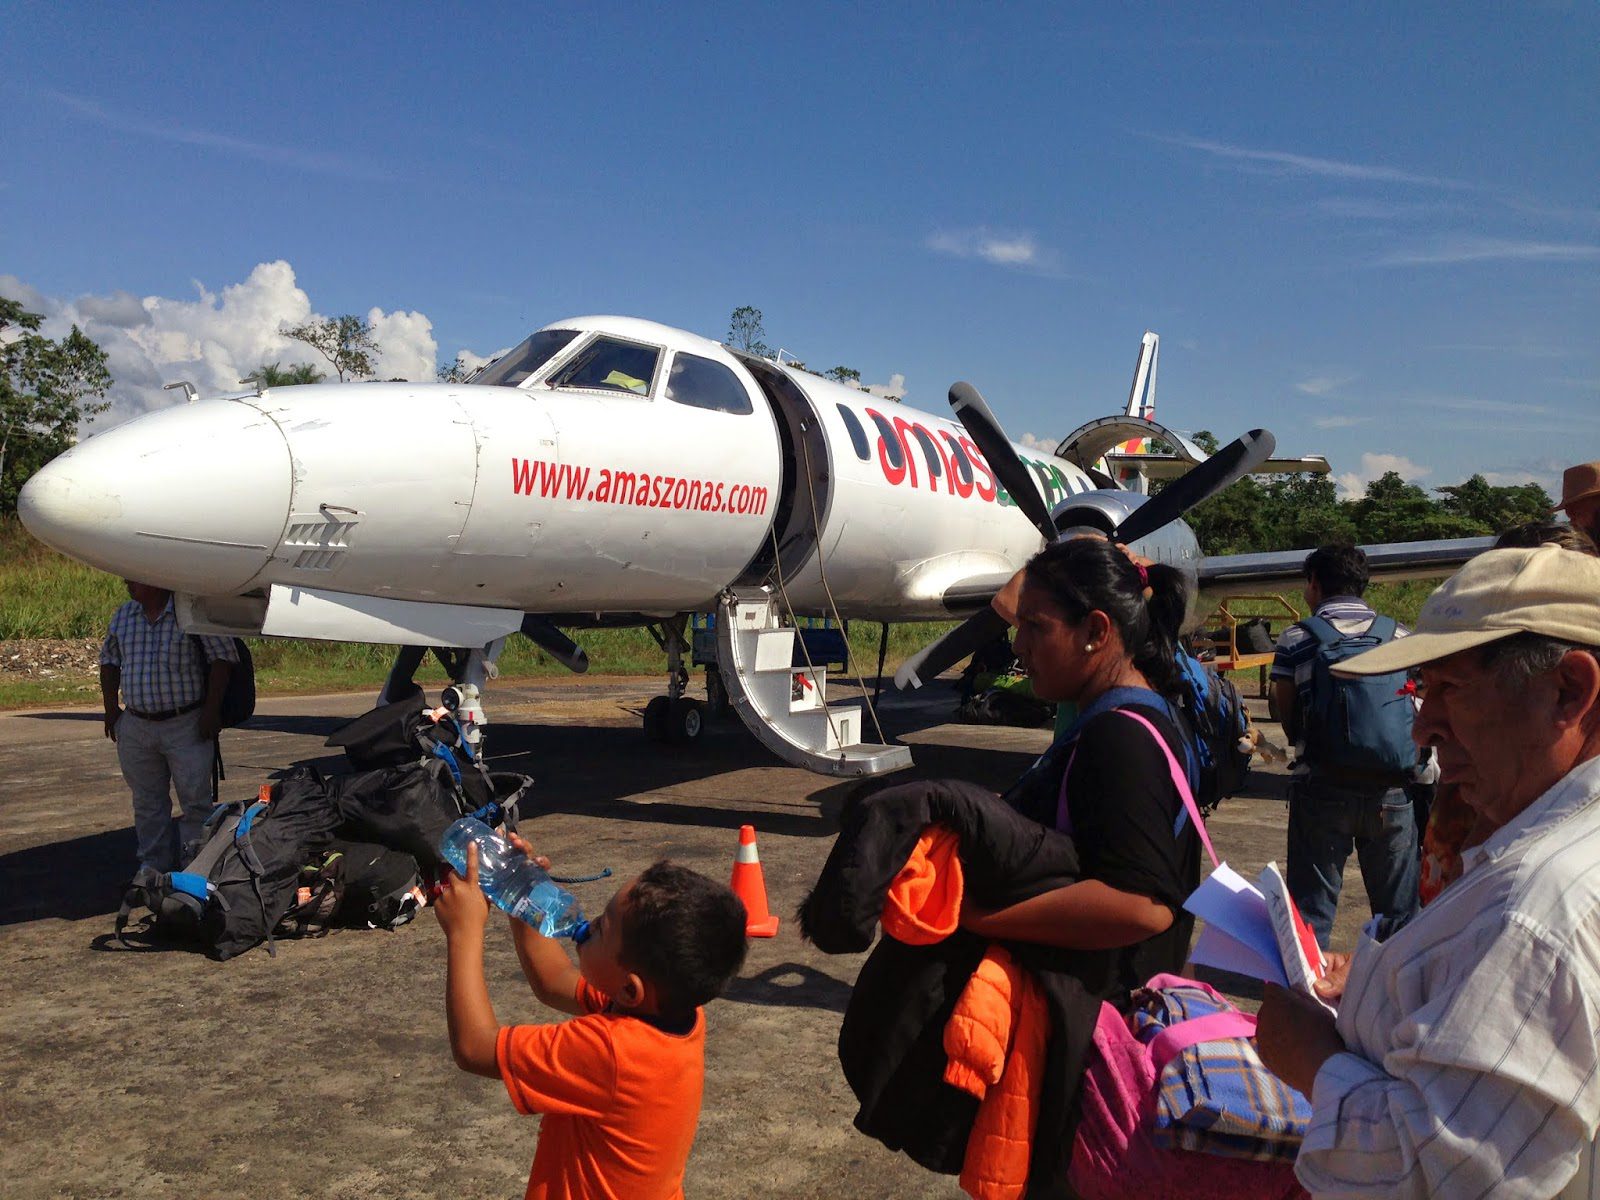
[[961, 437, 998, 502], [511, 457, 767, 516]]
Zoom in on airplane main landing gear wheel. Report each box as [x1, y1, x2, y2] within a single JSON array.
[[670, 697, 704, 744], [643, 696, 705, 744], [643, 695, 671, 742]]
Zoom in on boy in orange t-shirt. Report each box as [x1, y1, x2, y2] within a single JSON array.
[[437, 835, 748, 1200]]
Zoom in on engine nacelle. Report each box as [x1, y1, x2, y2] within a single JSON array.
[[1049, 489, 1146, 537]]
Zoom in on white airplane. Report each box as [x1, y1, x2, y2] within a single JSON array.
[[17, 315, 1490, 776]]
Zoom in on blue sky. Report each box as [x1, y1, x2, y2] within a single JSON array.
[[4, 2, 1596, 498]]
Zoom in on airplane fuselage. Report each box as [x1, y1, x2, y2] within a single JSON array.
[[19, 316, 1200, 641]]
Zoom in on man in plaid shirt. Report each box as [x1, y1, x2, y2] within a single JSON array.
[[99, 581, 238, 879]]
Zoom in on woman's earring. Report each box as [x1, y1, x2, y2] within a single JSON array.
[[1084, 643, 1097, 652]]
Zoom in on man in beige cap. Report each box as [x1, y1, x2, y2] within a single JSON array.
[[1556, 459, 1600, 543], [1255, 544, 1600, 1199]]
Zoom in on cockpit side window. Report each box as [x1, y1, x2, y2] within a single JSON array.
[[548, 336, 661, 395], [665, 352, 754, 415], [470, 329, 579, 388]]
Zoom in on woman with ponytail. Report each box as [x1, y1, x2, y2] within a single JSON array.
[[968, 535, 1203, 998]]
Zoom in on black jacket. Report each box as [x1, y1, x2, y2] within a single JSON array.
[[800, 779, 1100, 1199]]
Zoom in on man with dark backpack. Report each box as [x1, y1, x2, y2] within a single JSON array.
[[1270, 544, 1421, 946], [100, 581, 238, 887]]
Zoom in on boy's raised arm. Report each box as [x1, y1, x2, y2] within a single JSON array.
[[509, 921, 585, 1015], [503, 834, 585, 1015], [437, 844, 504, 1078]]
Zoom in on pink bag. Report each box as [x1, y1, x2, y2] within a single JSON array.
[[1067, 978, 1307, 1200], [1064, 711, 1307, 1199]]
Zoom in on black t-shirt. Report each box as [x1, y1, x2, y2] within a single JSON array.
[[1049, 703, 1201, 1003]]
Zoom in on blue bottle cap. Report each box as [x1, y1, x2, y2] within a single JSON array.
[[570, 919, 592, 945]]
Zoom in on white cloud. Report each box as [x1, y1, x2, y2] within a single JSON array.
[[1427, 396, 1554, 417], [1295, 373, 1356, 397], [1334, 452, 1432, 499], [864, 372, 906, 402], [366, 307, 437, 382], [40, 88, 389, 181], [1313, 197, 1449, 221], [1312, 414, 1371, 429], [1151, 134, 1476, 191], [1376, 237, 1600, 267], [1018, 432, 1055, 452], [1478, 469, 1557, 492], [0, 261, 444, 432], [927, 227, 1058, 272]]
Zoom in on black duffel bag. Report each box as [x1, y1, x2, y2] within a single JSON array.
[[331, 759, 532, 869]]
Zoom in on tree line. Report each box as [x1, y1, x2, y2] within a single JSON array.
[[1172, 431, 1552, 555]]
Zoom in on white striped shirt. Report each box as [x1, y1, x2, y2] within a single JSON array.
[[99, 598, 238, 713], [1297, 754, 1600, 1199]]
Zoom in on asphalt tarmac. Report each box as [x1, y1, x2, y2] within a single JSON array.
[[0, 675, 1373, 1200]]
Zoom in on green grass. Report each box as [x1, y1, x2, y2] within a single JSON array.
[[0, 519, 126, 638]]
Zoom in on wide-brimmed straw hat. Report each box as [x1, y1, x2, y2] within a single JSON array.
[[1332, 545, 1600, 676], [1555, 461, 1600, 513]]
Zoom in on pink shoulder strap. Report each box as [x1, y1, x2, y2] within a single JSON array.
[[1147, 1010, 1259, 1072], [1110, 708, 1220, 868]]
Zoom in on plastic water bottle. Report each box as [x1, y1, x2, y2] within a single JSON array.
[[439, 818, 586, 938]]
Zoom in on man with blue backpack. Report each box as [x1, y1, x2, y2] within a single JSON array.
[[1271, 544, 1421, 946]]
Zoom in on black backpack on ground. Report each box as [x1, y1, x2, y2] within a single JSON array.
[[330, 759, 532, 870], [274, 848, 347, 939], [325, 693, 531, 865], [329, 839, 429, 930], [115, 767, 342, 959], [325, 692, 472, 773]]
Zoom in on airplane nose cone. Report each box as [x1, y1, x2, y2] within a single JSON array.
[[18, 399, 291, 594]]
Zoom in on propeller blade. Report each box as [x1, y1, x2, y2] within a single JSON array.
[[894, 607, 1009, 690], [1110, 428, 1276, 545], [949, 381, 1058, 544]]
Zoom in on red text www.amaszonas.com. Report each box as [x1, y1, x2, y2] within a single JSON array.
[[511, 458, 770, 516]]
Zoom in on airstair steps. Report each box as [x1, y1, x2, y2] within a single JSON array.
[[715, 590, 911, 777]]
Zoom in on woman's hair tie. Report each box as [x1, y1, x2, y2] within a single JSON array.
[[1133, 560, 1154, 600]]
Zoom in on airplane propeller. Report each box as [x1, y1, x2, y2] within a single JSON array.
[[894, 382, 1276, 690], [950, 381, 1060, 545]]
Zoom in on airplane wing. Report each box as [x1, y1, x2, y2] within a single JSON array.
[[1197, 536, 1494, 596], [1103, 452, 1331, 482]]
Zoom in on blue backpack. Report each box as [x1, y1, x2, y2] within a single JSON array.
[[1299, 615, 1417, 777], [1173, 653, 1253, 815]]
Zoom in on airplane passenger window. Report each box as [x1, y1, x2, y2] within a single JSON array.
[[940, 431, 975, 485], [470, 329, 579, 388], [835, 404, 871, 459], [910, 427, 943, 479], [665, 352, 754, 414], [549, 337, 661, 395], [866, 411, 904, 470]]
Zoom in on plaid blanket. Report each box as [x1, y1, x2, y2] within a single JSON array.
[[1130, 983, 1312, 1163]]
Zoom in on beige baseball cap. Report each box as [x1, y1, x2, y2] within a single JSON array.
[[1333, 545, 1600, 676]]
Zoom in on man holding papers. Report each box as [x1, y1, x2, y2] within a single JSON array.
[[1253, 546, 1600, 1199]]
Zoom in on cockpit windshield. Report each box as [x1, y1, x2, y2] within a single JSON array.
[[469, 329, 580, 388]]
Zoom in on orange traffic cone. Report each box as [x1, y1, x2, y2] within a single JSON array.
[[730, 824, 780, 937]]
